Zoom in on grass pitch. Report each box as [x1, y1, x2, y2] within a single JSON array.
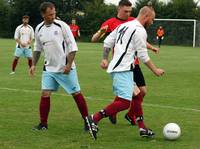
[[0, 38, 199, 149]]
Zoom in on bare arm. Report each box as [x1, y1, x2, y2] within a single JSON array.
[[64, 51, 76, 74], [27, 38, 33, 45], [144, 60, 164, 76], [29, 51, 41, 76], [32, 51, 41, 66], [78, 30, 80, 37], [147, 42, 159, 54], [16, 39, 26, 47], [91, 25, 108, 42], [103, 47, 111, 60], [100, 47, 111, 69], [15, 39, 21, 45]]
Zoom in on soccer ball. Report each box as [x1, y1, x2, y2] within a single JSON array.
[[163, 123, 181, 140]]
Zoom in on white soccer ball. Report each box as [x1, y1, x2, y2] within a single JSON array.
[[163, 123, 181, 140]]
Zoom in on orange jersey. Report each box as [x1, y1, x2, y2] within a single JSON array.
[[157, 29, 164, 37]]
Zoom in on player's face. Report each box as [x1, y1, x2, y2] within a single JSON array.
[[118, 6, 132, 20], [72, 20, 76, 24], [144, 12, 155, 28], [22, 18, 29, 25], [42, 7, 56, 24]]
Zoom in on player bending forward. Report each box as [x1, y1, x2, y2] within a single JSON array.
[[86, 6, 164, 140]]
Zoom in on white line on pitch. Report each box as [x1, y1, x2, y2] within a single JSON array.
[[0, 87, 199, 113]]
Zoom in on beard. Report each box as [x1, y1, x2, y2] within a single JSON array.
[[144, 22, 149, 29]]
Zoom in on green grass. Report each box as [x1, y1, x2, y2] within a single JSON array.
[[0, 38, 199, 149]]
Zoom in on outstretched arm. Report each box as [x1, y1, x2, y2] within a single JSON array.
[[91, 25, 108, 42], [144, 60, 164, 76], [147, 42, 159, 54]]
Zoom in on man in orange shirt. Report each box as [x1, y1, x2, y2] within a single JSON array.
[[69, 18, 80, 40], [156, 26, 164, 47]]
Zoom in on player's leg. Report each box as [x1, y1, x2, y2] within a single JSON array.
[[159, 37, 162, 47], [108, 99, 118, 124], [125, 85, 140, 125], [33, 71, 59, 130], [55, 69, 89, 131], [10, 48, 22, 74], [127, 65, 154, 137], [126, 64, 147, 125], [86, 71, 134, 139], [25, 47, 33, 68], [160, 37, 163, 47], [10, 56, 19, 74], [130, 92, 155, 137], [93, 96, 130, 124]]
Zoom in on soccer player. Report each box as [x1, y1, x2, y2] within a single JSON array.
[[30, 2, 89, 131], [69, 18, 80, 40], [86, 6, 164, 140], [10, 15, 34, 75], [156, 26, 165, 47], [91, 0, 159, 125]]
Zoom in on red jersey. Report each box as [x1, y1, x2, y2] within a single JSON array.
[[101, 17, 134, 33], [101, 17, 139, 65], [69, 24, 80, 38]]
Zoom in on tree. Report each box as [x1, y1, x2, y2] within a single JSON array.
[[0, 0, 12, 37], [77, 0, 116, 40]]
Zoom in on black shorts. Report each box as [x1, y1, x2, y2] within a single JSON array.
[[133, 64, 146, 87]]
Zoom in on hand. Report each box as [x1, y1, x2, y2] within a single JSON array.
[[161, 36, 164, 40], [29, 65, 36, 76], [154, 68, 165, 76], [156, 36, 159, 40], [63, 64, 71, 74], [100, 59, 109, 69], [151, 46, 159, 54], [20, 42, 27, 48], [27, 41, 31, 45]]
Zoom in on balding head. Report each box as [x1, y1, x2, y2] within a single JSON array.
[[139, 6, 154, 16], [137, 6, 155, 28]]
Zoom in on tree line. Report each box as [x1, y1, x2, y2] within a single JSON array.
[[0, 0, 200, 42]]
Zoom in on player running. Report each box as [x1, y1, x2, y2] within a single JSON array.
[[91, 0, 159, 125], [86, 6, 164, 140]]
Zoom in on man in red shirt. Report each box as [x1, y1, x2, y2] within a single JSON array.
[[91, 0, 159, 126], [69, 18, 80, 40]]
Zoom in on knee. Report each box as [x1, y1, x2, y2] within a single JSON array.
[[72, 91, 81, 97], [139, 87, 147, 97], [41, 91, 51, 97]]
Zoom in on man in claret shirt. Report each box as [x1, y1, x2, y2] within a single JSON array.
[[30, 2, 89, 131], [91, 0, 159, 126], [69, 18, 80, 40]]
